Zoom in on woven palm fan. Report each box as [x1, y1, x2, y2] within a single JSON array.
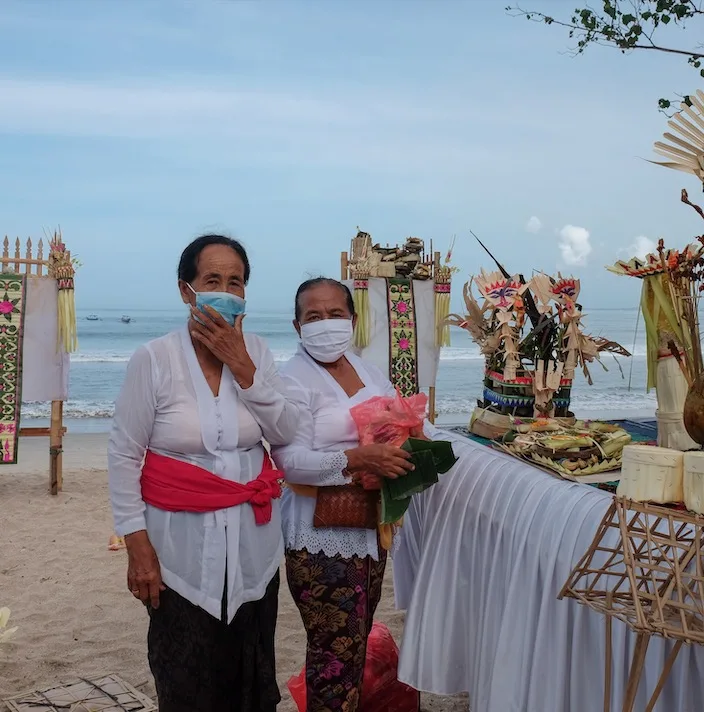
[[649, 90, 704, 187]]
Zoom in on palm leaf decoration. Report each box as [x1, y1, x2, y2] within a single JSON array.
[[649, 89, 704, 187]]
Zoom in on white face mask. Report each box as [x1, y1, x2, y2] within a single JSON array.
[[300, 319, 353, 363]]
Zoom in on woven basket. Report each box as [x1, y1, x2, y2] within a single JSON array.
[[313, 485, 379, 529]]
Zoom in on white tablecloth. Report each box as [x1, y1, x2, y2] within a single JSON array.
[[393, 432, 704, 712]]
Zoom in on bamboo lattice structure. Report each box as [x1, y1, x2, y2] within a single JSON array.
[[3, 234, 68, 494], [559, 498, 704, 712]]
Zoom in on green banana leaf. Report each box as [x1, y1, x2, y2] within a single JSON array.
[[380, 438, 458, 524]]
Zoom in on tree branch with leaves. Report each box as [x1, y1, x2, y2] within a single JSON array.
[[506, 1, 704, 111]]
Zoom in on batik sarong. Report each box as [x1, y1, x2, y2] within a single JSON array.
[[286, 548, 387, 712]]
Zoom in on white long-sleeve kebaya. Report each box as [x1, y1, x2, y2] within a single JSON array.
[[272, 346, 398, 560], [108, 326, 298, 622]]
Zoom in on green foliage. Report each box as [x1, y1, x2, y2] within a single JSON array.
[[507, 1, 704, 111]]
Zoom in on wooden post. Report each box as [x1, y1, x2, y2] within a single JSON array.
[[49, 400, 64, 495], [622, 632, 650, 712], [604, 592, 613, 712], [341, 251, 349, 281], [643, 640, 683, 712]]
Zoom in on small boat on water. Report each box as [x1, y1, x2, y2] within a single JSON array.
[[121, 315, 131, 324], [86, 314, 99, 321]]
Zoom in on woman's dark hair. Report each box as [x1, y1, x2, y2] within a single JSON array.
[[294, 277, 355, 320], [177, 234, 250, 285]]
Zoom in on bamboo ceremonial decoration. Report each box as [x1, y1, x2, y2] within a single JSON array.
[[349, 231, 372, 349], [449, 265, 628, 435], [2, 233, 72, 494], [341, 231, 447, 424], [434, 262, 452, 349], [433, 238, 456, 349], [607, 226, 704, 450], [48, 231, 78, 355], [351, 271, 371, 349]]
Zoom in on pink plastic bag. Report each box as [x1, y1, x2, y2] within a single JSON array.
[[287, 622, 420, 712], [349, 392, 428, 448]]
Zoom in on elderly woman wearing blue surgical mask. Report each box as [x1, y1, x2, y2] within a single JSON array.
[[108, 234, 299, 712], [272, 277, 423, 712]]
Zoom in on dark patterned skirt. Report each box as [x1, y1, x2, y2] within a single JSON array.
[[286, 548, 387, 712], [147, 572, 281, 712]]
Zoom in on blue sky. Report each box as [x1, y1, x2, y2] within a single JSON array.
[[0, 0, 701, 312]]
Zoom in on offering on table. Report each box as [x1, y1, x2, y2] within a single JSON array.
[[447, 259, 629, 438], [496, 420, 631, 481]]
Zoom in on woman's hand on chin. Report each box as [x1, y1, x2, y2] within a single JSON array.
[[345, 444, 414, 479], [125, 530, 165, 609], [189, 308, 256, 388]]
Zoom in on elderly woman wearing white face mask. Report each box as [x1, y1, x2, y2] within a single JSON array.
[[272, 278, 419, 712]]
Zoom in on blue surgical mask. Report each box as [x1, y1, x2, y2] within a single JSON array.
[[188, 284, 246, 325]]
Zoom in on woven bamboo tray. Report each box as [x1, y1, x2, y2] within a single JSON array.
[[3, 673, 155, 712]]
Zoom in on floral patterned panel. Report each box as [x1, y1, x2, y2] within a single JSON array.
[[386, 278, 418, 397], [0, 275, 26, 464]]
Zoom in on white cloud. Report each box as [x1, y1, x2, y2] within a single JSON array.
[[621, 235, 657, 260], [0, 77, 502, 174], [558, 224, 592, 266], [525, 216, 542, 233]]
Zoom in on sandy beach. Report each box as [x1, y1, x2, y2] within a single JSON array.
[[0, 434, 466, 712]]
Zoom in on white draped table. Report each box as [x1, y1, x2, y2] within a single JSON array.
[[393, 431, 704, 712]]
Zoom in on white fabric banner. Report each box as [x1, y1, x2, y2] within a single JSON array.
[[343, 278, 439, 389], [393, 432, 704, 711], [22, 277, 69, 402]]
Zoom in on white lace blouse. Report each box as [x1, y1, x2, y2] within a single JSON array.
[[108, 327, 299, 622], [272, 346, 405, 561]]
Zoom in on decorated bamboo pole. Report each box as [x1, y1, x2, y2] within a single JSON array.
[[48, 231, 78, 355], [434, 245, 452, 349], [349, 238, 372, 349], [608, 243, 702, 450], [351, 267, 371, 349]]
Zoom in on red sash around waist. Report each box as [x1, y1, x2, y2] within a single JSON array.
[[141, 450, 282, 525]]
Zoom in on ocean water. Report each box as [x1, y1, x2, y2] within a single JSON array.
[[22, 307, 656, 432]]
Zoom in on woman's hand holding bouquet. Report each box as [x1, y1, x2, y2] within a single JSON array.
[[344, 443, 415, 481], [345, 392, 428, 488]]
